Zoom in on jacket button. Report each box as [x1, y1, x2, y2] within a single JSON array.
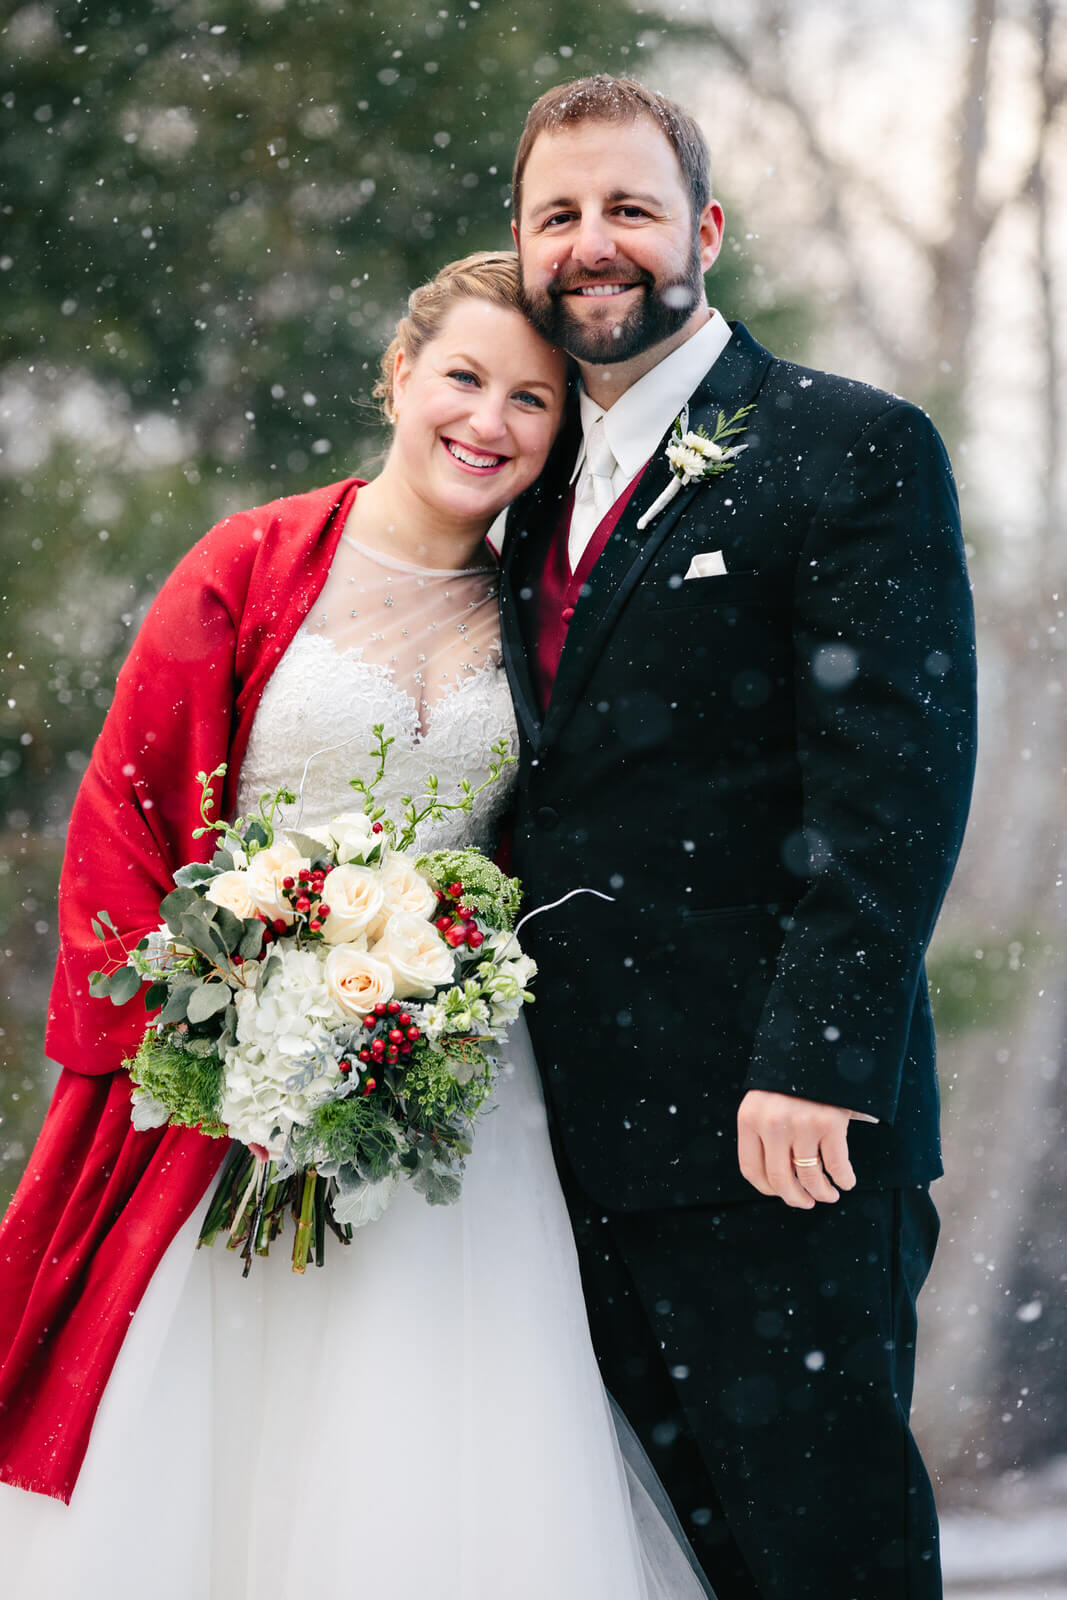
[[537, 806, 559, 830], [561, 606, 575, 624]]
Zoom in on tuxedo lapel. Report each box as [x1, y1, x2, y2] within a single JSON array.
[[541, 323, 774, 750], [499, 404, 581, 750]]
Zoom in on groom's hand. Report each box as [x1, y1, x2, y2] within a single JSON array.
[[737, 1090, 858, 1208]]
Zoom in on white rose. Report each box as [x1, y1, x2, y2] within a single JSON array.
[[244, 839, 309, 922], [205, 869, 259, 921], [328, 811, 379, 864], [323, 945, 395, 1016], [367, 852, 438, 939], [375, 910, 456, 999], [320, 864, 386, 944]]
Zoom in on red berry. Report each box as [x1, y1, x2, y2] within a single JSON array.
[[309, 919, 322, 932], [387, 1000, 400, 1015], [400, 1042, 412, 1056], [373, 1002, 387, 1016], [466, 928, 485, 949], [318, 904, 331, 918], [298, 869, 311, 883], [358, 1048, 372, 1063], [397, 1012, 411, 1027], [362, 1077, 377, 1097], [388, 1027, 403, 1044], [456, 904, 476, 921], [295, 896, 311, 913], [448, 881, 464, 898], [282, 875, 295, 890], [445, 926, 466, 948], [338, 1060, 351, 1075], [406, 1025, 420, 1041], [386, 1045, 399, 1062], [435, 915, 453, 933], [363, 1014, 376, 1029], [371, 822, 383, 834], [434, 888, 445, 901], [272, 917, 288, 933]]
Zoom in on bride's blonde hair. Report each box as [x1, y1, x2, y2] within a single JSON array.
[[374, 251, 525, 422]]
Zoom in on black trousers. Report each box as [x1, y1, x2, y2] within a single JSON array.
[[559, 1159, 942, 1600]]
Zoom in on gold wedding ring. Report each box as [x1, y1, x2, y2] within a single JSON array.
[[792, 1156, 822, 1168]]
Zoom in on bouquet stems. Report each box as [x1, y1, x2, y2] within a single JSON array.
[[292, 1169, 319, 1275]]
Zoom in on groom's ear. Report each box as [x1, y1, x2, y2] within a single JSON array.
[[697, 199, 726, 274], [510, 217, 520, 250]]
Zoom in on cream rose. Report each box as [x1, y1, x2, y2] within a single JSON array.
[[323, 945, 395, 1017], [328, 810, 379, 864], [205, 869, 259, 921], [244, 839, 310, 922], [367, 853, 438, 939], [320, 865, 386, 945], [374, 910, 456, 1000]]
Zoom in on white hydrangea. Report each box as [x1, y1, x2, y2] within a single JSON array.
[[219, 943, 346, 1156]]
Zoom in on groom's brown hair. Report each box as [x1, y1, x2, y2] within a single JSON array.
[[511, 75, 712, 227]]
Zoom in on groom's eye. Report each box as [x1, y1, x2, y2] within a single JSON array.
[[542, 211, 575, 229]]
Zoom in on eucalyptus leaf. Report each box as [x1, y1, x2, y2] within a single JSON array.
[[179, 909, 229, 967], [238, 920, 266, 961], [211, 904, 246, 954], [89, 969, 112, 999], [173, 861, 219, 889], [96, 909, 117, 932], [107, 965, 142, 1007], [160, 886, 201, 933], [159, 985, 193, 1025], [212, 847, 235, 872], [186, 982, 234, 1025], [144, 981, 169, 1011]]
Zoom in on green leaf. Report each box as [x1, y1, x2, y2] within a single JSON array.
[[212, 847, 235, 872], [238, 920, 266, 961], [179, 909, 229, 968], [285, 831, 331, 864], [91, 918, 106, 943], [144, 981, 169, 1011], [211, 904, 246, 954], [160, 886, 201, 933], [186, 982, 234, 1025], [89, 969, 112, 998], [107, 965, 142, 1007], [159, 982, 195, 1025], [173, 861, 219, 889], [96, 909, 117, 932], [243, 821, 270, 851]]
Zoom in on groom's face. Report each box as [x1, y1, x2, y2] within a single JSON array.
[[513, 115, 721, 366]]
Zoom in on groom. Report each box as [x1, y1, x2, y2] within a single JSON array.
[[499, 76, 977, 1599]]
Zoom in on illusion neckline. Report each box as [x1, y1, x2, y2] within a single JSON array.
[[340, 533, 497, 580]]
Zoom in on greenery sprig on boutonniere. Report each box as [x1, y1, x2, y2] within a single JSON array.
[[636, 402, 754, 531]]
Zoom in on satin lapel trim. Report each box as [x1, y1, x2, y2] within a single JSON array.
[[498, 408, 582, 750], [541, 324, 773, 749]]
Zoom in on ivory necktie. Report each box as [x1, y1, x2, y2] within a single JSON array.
[[569, 414, 618, 571]]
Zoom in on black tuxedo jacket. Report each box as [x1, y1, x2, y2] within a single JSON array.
[[500, 323, 977, 1210]]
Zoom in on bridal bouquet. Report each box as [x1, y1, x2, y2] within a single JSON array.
[[89, 728, 536, 1275]]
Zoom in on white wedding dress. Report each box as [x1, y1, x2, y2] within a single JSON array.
[[0, 537, 713, 1600]]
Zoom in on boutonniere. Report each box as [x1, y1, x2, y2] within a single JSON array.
[[635, 403, 754, 531]]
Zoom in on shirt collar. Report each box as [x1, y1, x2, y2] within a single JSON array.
[[571, 310, 734, 484]]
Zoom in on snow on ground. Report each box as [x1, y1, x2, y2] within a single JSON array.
[[941, 1457, 1067, 1597]]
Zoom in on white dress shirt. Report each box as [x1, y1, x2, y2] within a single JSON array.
[[567, 310, 733, 571]]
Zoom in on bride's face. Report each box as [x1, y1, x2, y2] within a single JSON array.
[[390, 299, 566, 524]]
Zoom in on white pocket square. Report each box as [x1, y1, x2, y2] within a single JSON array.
[[684, 551, 728, 579]]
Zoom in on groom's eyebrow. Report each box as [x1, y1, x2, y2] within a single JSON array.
[[528, 188, 664, 219]]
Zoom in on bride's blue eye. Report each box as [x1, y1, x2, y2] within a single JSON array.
[[448, 370, 479, 385], [514, 391, 546, 409]]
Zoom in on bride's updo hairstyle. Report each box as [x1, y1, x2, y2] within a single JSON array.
[[374, 251, 524, 423]]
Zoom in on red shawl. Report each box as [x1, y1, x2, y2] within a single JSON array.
[[0, 476, 362, 1502]]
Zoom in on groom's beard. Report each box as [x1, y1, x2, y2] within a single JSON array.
[[520, 241, 705, 365]]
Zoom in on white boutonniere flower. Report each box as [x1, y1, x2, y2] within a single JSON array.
[[636, 402, 754, 531]]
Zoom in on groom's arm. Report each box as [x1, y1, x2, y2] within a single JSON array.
[[737, 399, 977, 1204]]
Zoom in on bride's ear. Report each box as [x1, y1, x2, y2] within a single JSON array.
[[390, 348, 411, 419]]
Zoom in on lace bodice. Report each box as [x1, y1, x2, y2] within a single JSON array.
[[236, 537, 518, 853]]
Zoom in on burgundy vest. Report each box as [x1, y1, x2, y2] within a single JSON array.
[[533, 468, 648, 712]]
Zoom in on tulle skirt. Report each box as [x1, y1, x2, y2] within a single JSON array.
[[0, 1019, 712, 1599]]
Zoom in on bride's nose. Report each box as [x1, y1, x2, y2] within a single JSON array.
[[467, 392, 508, 443]]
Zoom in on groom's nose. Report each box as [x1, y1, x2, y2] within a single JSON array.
[[572, 211, 617, 269]]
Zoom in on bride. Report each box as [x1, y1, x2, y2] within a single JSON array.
[[0, 251, 714, 1598]]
